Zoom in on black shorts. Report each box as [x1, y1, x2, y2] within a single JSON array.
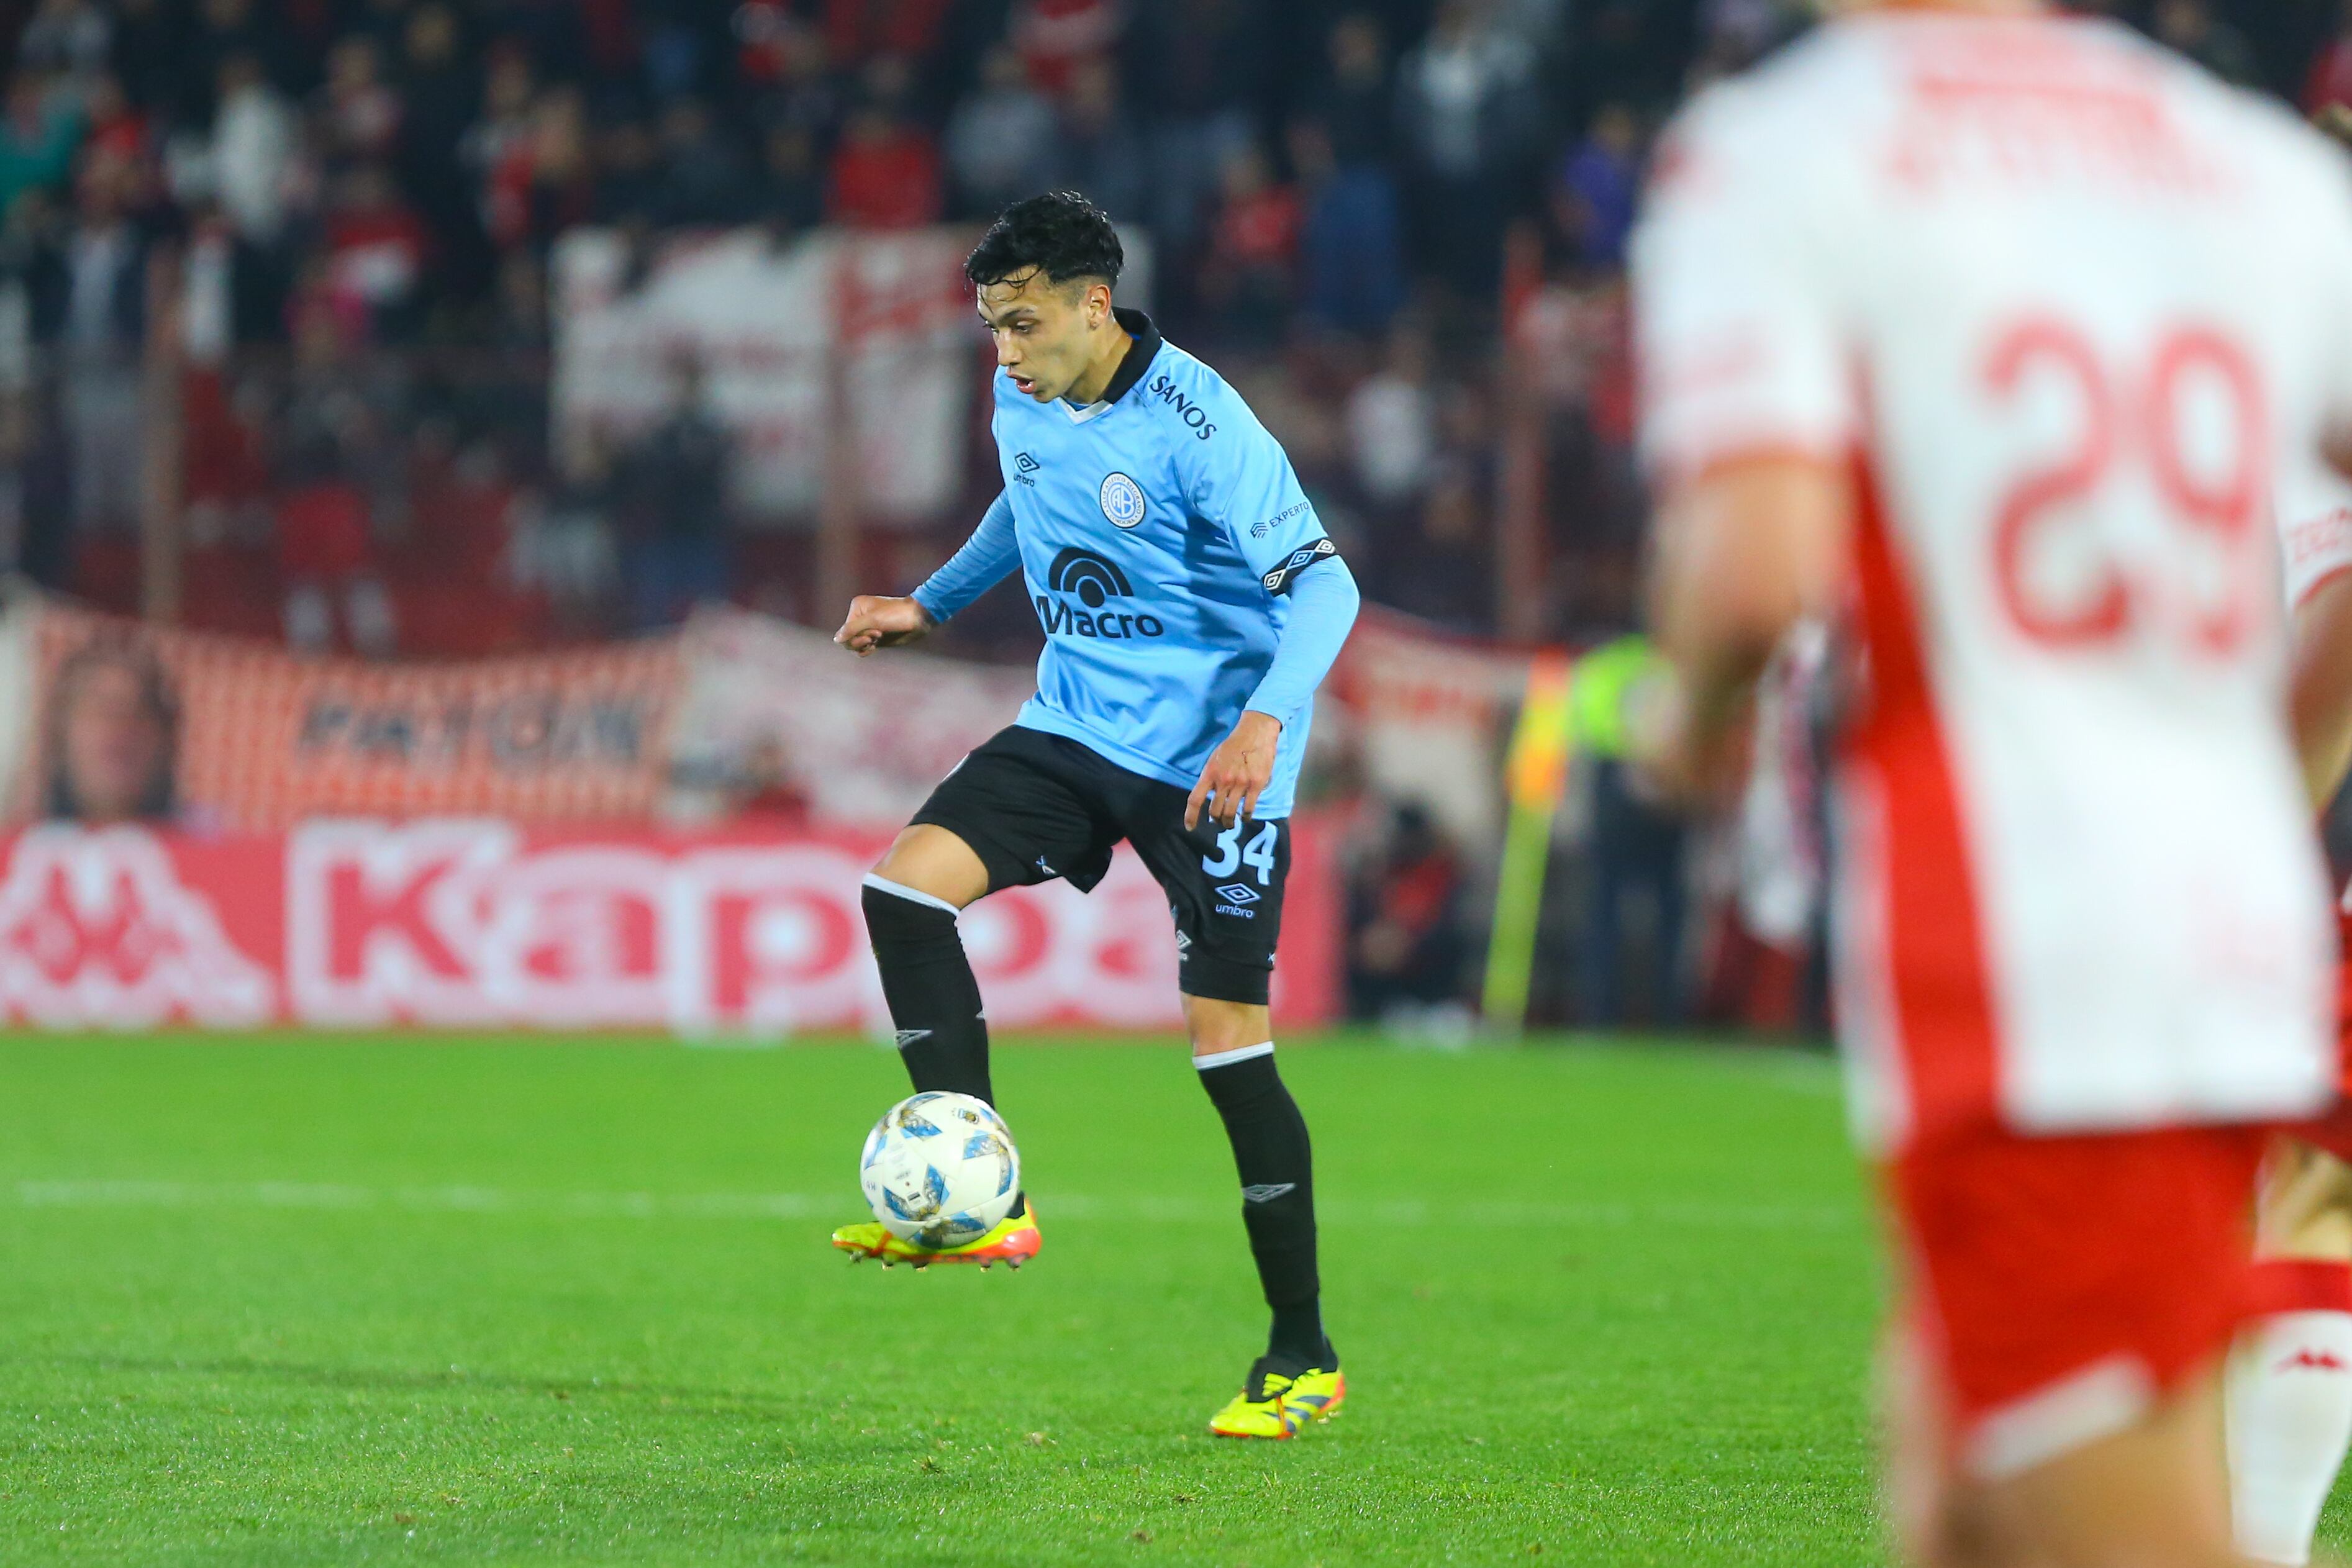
[[910, 725, 1290, 1005]]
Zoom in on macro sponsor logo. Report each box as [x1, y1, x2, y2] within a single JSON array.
[[1036, 548, 1166, 640], [1146, 373, 1217, 440]]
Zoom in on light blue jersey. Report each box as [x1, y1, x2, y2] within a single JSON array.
[[913, 310, 1349, 818]]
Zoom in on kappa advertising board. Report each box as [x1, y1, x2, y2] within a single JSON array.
[[0, 821, 1338, 1035]]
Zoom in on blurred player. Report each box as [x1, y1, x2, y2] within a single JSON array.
[[2230, 486, 2352, 1567], [1635, 4, 2352, 1564], [829, 193, 1361, 1439]]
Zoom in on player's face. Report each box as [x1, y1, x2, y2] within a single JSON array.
[[976, 271, 1104, 404]]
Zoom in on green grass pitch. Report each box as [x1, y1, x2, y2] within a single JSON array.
[[0, 1033, 1912, 1564]]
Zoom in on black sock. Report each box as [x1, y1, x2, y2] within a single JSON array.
[[861, 877, 992, 1106], [1194, 1043, 1332, 1368]]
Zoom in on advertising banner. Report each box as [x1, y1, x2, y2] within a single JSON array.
[[13, 602, 679, 831], [0, 819, 1338, 1035]]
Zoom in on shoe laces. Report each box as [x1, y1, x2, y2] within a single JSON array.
[[1243, 1355, 1304, 1403]]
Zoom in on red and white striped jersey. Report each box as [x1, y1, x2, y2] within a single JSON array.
[[1634, 11, 2349, 1151]]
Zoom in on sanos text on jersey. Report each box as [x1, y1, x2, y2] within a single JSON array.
[[1147, 373, 1217, 440]]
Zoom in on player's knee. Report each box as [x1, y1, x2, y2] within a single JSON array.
[[870, 825, 988, 909], [1183, 992, 1271, 1057]]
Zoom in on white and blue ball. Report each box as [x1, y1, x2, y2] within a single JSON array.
[[858, 1092, 1021, 1247]]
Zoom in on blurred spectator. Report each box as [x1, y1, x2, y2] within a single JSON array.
[[656, 96, 755, 228], [516, 88, 596, 253], [588, 115, 660, 230], [1552, 104, 1642, 271], [2310, 0, 2352, 117], [317, 35, 402, 171], [760, 17, 847, 145], [1047, 58, 1146, 226], [1292, 117, 1404, 340], [729, 735, 812, 823], [756, 123, 824, 244], [1126, 0, 1265, 258], [2152, 0, 2259, 85], [617, 355, 733, 630], [321, 163, 430, 339], [819, 0, 953, 69], [1201, 145, 1297, 345], [185, 0, 286, 131], [945, 45, 1056, 221], [43, 631, 178, 823], [1580, 751, 1689, 1028], [463, 51, 537, 243], [206, 53, 297, 248], [1395, 0, 1542, 303], [827, 95, 942, 230], [0, 73, 83, 225], [515, 428, 617, 635], [396, 4, 483, 298], [1346, 325, 1436, 509], [61, 150, 147, 533], [1347, 800, 1469, 1025], [107, 0, 181, 128], [20, 0, 113, 91], [1374, 458, 1491, 631], [1014, 0, 1121, 96], [1315, 14, 1392, 169], [274, 312, 396, 656]]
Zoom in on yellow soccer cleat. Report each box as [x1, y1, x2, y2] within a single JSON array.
[[1207, 1356, 1346, 1439], [830, 1202, 1040, 1270]]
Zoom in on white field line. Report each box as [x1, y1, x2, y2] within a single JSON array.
[[8, 1179, 1858, 1231]]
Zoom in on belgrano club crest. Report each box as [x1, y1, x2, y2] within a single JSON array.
[[1098, 471, 1146, 529]]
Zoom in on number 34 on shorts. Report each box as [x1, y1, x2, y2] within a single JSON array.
[[1199, 819, 1283, 920]]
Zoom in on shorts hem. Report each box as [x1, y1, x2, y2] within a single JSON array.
[[1178, 949, 1273, 1007], [908, 809, 1094, 894], [1962, 1353, 2157, 1481]]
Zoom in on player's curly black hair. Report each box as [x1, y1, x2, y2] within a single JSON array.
[[965, 191, 1124, 293]]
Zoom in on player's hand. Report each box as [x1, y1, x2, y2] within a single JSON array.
[[1186, 710, 1281, 831], [833, 596, 934, 657]]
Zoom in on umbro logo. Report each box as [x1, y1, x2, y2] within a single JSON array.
[[1013, 451, 1041, 487], [1242, 1183, 1296, 1203], [1214, 883, 1260, 905], [895, 1028, 933, 1048], [2277, 1349, 2351, 1373]]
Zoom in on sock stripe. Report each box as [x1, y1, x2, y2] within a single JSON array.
[[861, 873, 962, 917], [1193, 1041, 1276, 1071], [2253, 1258, 2352, 1317]]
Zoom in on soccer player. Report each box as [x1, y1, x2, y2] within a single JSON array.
[[826, 192, 1360, 1441], [1636, 4, 2352, 1564], [2229, 482, 2352, 1567]]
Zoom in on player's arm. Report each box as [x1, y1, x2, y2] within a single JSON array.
[[1646, 458, 1850, 799], [1188, 558, 1361, 830], [834, 491, 1020, 656], [1178, 393, 1361, 829], [2289, 517, 2352, 805], [1629, 99, 1853, 799]]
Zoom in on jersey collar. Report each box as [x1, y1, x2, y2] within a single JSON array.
[[1060, 307, 1163, 424]]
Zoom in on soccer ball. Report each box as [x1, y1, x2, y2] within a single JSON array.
[[858, 1092, 1022, 1247]]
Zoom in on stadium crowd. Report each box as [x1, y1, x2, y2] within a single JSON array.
[[0, 0, 2335, 653]]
